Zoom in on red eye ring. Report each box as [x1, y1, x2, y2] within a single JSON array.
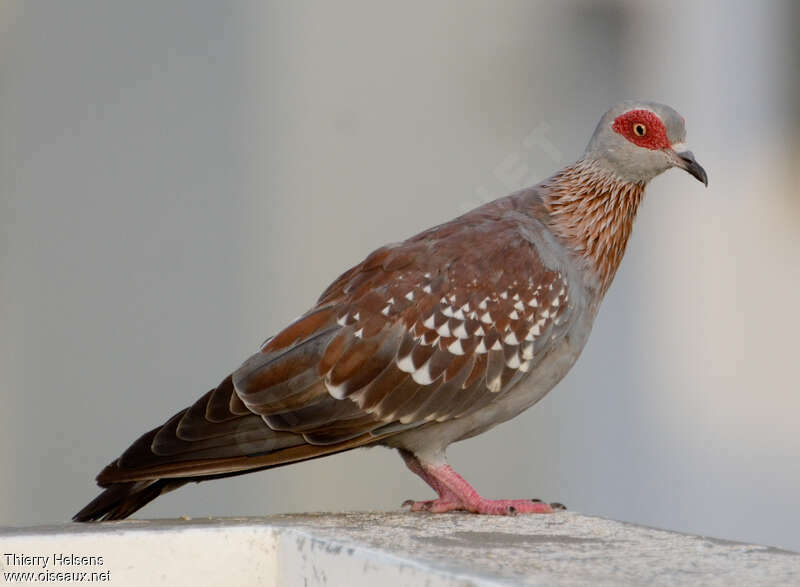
[[612, 109, 670, 150]]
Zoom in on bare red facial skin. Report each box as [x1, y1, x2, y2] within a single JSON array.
[[612, 109, 671, 150]]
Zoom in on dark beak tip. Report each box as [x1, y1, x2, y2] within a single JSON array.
[[695, 166, 709, 188], [676, 151, 708, 188]]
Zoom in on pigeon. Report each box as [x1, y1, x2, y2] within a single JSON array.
[[74, 100, 707, 521]]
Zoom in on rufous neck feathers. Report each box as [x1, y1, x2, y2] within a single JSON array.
[[541, 158, 645, 295]]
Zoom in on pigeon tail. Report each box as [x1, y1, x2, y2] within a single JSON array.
[[73, 479, 186, 522]]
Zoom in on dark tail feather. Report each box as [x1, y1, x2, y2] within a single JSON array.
[[73, 366, 393, 522], [72, 479, 186, 522]]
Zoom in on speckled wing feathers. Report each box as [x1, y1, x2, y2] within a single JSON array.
[[235, 201, 572, 440]]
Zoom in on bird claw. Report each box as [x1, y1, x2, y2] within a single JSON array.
[[402, 498, 464, 513], [402, 499, 433, 511]]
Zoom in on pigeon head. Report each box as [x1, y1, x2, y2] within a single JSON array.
[[585, 100, 707, 187]]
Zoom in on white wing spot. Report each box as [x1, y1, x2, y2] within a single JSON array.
[[487, 376, 502, 393], [422, 285, 432, 293], [353, 312, 360, 321], [512, 293, 520, 301], [522, 342, 534, 360], [452, 322, 468, 339], [508, 310, 519, 320], [354, 328, 364, 338], [453, 308, 465, 320], [525, 324, 540, 340], [447, 339, 464, 355], [381, 305, 391, 316], [474, 325, 485, 336], [478, 297, 489, 310], [506, 353, 521, 369], [423, 314, 436, 329], [480, 311, 493, 324], [337, 313, 349, 326], [442, 305, 454, 317], [405, 291, 415, 301], [490, 339, 503, 351], [475, 339, 488, 353], [528, 297, 539, 307], [325, 378, 349, 400], [500, 290, 508, 299], [412, 361, 434, 385], [436, 322, 452, 337], [397, 354, 416, 373], [504, 332, 519, 345], [519, 360, 531, 373], [514, 300, 525, 311]]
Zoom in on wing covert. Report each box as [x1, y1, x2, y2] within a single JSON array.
[[232, 203, 575, 445]]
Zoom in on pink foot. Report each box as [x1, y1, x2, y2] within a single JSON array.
[[398, 450, 565, 516], [403, 497, 554, 514]]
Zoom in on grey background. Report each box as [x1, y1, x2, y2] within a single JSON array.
[[2, 0, 799, 551]]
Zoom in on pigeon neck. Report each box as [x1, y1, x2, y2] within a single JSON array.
[[540, 158, 646, 295]]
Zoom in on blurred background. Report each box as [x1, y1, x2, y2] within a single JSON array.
[[2, 0, 799, 551]]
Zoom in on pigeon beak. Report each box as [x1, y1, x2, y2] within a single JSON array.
[[667, 144, 708, 187]]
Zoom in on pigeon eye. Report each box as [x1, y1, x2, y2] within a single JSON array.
[[633, 123, 647, 137]]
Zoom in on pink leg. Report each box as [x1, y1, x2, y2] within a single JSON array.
[[399, 450, 464, 512], [399, 450, 560, 515]]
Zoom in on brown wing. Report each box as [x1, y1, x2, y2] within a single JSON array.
[[235, 201, 573, 440]]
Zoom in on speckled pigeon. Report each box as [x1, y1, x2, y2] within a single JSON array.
[[75, 101, 707, 521]]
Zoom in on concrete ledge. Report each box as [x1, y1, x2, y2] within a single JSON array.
[[1, 512, 798, 586]]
